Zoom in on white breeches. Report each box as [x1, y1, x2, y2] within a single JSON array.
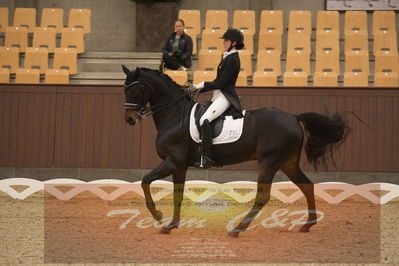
[[199, 90, 231, 126]]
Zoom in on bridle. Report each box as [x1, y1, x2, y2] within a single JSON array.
[[124, 79, 198, 120]]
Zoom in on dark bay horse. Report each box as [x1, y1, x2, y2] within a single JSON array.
[[122, 66, 348, 238]]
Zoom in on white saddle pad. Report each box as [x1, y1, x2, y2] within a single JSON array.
[[189, 103, 246, 145]]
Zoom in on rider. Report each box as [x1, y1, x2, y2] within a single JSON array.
[[193, 28, 244, 168]]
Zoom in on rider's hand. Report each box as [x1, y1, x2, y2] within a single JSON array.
[[193, 82, 205, 90]]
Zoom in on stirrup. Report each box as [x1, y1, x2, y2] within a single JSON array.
[[200, 155, 214, 169]]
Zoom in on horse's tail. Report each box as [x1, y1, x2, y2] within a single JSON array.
[[296, 112, 349, 170]]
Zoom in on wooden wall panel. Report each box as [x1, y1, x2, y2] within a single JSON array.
[[0, 85, 398, 171]]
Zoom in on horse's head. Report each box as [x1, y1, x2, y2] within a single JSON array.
[[122, 65, 150, 126]]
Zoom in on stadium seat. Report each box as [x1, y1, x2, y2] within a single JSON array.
[[287, 31, 311, 55], [233, 10, 256, 33], [53, 48, 77, 75], [345, 52, 370, 75], [193, 70, 217, 84], [345, 11, 367, 35], [68, 8, 91, 34], [374, 71, 398, 87], [201, 29, 224, 51], [372, 10, 396, 36], [205, 10, 227, 31], [259, 10, 283, 34], [184, 28, 197, 55], [61, 27, 85, 54], [252, 71, 277, 86], [0, 68, 10, 83], [5, 26, 28, 52], [286, 50, 310, 76], [236, 71, 248, 86], [373, 32, 398, 55], [313, 71, 338, 87], [343, 71, 368, 87], [256, 50, 281, 76], [24, 47, 49, 74], [0, 47, 19, 73], [15, 68, 40, 84], [317, 10, 339, 32], [198, 49, 222, 71], [238, 49, 252, 76], [44, 69, 70, 84], [316, 31, 339, 55], [283, 71, 308, 86], [164, 70, 188, 86], [178, 10, 201, 36], [13, 8, 36, 32], [241, 30, 254, 55], [344, 32, 368, 54], [41, 8, 64, 33], [288, 10, 311, 35], [0, 7, 8, 33], [315, 51, 339, 76], [32, 27, 57, 53], [258, 32, 282, 54], [374, 51, 399, 73]]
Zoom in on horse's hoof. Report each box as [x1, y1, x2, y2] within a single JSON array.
[[227, 231, 240, 238], [159, 227, 172, 234], [299, 224, 311, 232], [155, 210, 163, 224]]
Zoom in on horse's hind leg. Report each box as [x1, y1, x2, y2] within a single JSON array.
[[160, 169, 187, 234], [281, 163, 317, 232], [227, 164, 277, 238]]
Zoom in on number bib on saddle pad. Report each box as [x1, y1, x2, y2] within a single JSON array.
[[189, 103, 246, 145]]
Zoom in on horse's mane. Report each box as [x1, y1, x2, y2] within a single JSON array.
[[139, 68, 184, 90]]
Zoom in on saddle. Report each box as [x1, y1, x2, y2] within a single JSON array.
[[194, 101, 225, 138]]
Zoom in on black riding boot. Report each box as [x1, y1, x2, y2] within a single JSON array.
[[200, 119, 214, 168]]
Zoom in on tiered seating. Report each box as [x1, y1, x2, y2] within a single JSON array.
[[0, 68, 10, 83], [193, 70, 217, 84], [233, 10, 255, 55], [197, 49, 222, 71], [13, 8, 36, 32], [0, 7, 8, 32], [179, 10, 200, 55], [45, 69, 70, 84], [238, 49, 252, 76], [284, 10, 311, 86], [205, 10, 228, 31], [314, 11, 339, 86], [41, 8, 64, 33], [164, 70, 188, 85], [0, 7, 91, 83]]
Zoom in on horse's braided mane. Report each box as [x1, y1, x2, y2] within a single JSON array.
[[139, 67, 183, 90]]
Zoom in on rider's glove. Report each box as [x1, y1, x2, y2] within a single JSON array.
[[193, 82, 205, 90]]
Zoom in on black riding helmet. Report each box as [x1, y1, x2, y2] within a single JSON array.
[[220, 28, 245, 50]]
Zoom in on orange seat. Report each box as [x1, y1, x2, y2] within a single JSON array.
[[201, 29, 224, 51], [0, 68, 10, 83], [32, 27, 57, 53], [61, 27, 85, 54], [179, 10, 201, 36], [68, 8, 91, 34], [252, 71, 277, 86], [15, 69, 40, 84], [184, 29, 197, 55], [258, 32, 282, 54], [193, 70, 217, 84], [259, 10, 283, 34], [238, 50, 252, 76], [288, 10, 312, 35], [344, 32, 368, 55], [372, 10, 396, 36], [0, 47, 20, 73], [164, 70, 188, 86], [236, 71, 248, 86], [374, 71, 398, 87], [373, 32, 398, 55], [233, 10, 256, 33], [41, 8, 64, 33], [313, 72, 338, 87], [5, 26, 28, 52], [53, 48, 78, 75], [317, 10, 339, 32], [241, 30, 254, 55], [0, 7, 9, 33], [45, 69, 70, 84], [283, 71, 308, 86], [24, 47, 49, 74], [205, 10, 227, 31], [198, 49, 222, 71], [13, 8, 36, 32], [343, 71, 368, 87], [345, 11, 367, 35], [286, 50, 310, 76], [256, 50, 281, 76]]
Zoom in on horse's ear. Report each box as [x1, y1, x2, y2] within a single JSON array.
[[121, 65, 131, 76]]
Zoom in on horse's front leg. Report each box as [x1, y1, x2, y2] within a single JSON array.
[[160, 169, 187, 234], [141, 158, 177, 223]]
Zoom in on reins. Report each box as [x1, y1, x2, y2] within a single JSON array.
[[124, 80, 198, 119]]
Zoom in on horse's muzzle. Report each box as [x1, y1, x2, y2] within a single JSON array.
[[126, 117, 137, 126]]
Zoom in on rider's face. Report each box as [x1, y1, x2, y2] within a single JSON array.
[[223, 39, 231, 51], [174, 21, 184, 35]]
